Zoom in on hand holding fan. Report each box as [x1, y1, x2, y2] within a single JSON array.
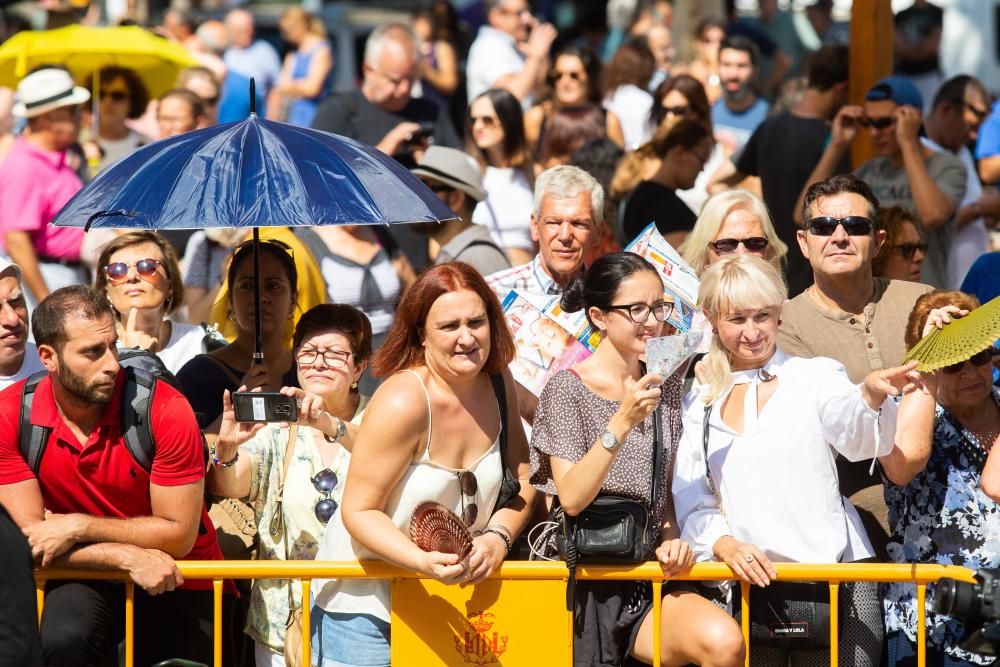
[[409, 501, 473, 559], [902, 295, 1000, 372]]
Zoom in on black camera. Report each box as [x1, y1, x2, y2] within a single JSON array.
[[934, 568, 1000, 656], [231, 392, 299, 423], [408, 121, 436, 145]]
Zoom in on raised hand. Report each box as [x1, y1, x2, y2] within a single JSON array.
[[120, 307, 159, 352], [862, 360, 921, 410], [617, 373, 664, 429], [830, 105, 864, 147], [921, 305, 969, 338], [217, 388, 266, 455]]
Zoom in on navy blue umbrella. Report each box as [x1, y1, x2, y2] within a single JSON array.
[[53, 98, 456, 359]]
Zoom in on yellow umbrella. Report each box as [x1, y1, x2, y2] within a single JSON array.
[[0, 25, 198, 99]]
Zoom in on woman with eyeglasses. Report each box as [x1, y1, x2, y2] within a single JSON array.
[[679, 189, 788, 276], [881, 291, 1000, 665], [466, 88, 536, 266], [311, 262, 534, 667], [530, 252, 744, 666], [872, 205, 927, 283], [524, 46, 624, 155], [177, 240, 300, 433], [94, 231, 217, 374], [673, 254, 923, 667], [210, 303, 371, 667], [612, 116, 715, 246]]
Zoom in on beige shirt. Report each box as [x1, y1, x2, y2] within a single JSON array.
[[776, 276, 932, 557], [777, 277, 933, 384]]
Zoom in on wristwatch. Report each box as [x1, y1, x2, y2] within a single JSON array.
[[600, 430, 622, 452], [324, 417, 348, 443]]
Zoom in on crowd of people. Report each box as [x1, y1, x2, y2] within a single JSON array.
[[0, 0, 998, 666]]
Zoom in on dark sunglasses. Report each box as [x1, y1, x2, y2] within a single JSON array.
[[468, 114, 498, 128], [662, 105, 691, 117], [99, 90, 129, 102], [942, 348, 994, 374], [458, 470, 478, 527], [807, 216, 874, 236], [709, 236, 769, 254], [548, 70, 583, 84], [859, 115, 895, 130], [312, 468, 339, 524], [104, 258, 162, 285], [605, 301, 674, 324], [891, 242, 928, 259]]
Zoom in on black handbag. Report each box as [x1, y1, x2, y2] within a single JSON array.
[[489, 374, 522, 514], [701, 404, 832, 650], [556, 398, 664, 609]]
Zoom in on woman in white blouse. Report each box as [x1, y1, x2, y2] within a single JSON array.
[[672, 254, 925, 666]]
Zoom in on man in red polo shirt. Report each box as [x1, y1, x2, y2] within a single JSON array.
[[0, 286, 226, 666]]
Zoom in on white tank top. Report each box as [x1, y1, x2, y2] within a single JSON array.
[[313, 370, 503, 622]]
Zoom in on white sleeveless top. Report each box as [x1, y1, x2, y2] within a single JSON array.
[[313, 370, 503, 622]]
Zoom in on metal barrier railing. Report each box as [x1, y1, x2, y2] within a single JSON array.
[[34, 561, 976, 667]]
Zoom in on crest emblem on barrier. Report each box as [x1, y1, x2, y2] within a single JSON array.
[[453, 611, 509, 665]]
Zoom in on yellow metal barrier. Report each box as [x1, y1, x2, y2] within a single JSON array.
[[34, 561, 976, 667]]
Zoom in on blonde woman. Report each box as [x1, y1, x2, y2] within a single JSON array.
[[679, 190, 787, 276], [269, 7, 332, 127], [673, 254, 924, 666]]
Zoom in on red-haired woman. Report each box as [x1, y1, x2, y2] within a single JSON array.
[[310, 262, 535, 667]]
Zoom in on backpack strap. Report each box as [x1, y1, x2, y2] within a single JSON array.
[[119, 367, 157, 474], [18, 372, 50, 475]]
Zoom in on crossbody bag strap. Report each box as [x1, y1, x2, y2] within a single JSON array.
[[702, 404, 723, 509], [649, 402, 663, 513], [269, 424, 299, 539]]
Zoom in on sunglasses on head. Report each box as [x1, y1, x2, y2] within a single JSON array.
[[458, 470, 478, 527], [104, 258, 162, 285], [807, 216, 875, 236], [99, 90, 129, 102], [859, 115, 895, 130], [942, 348, 994, 374], [891, 241, 928, 259], [709, 236, 769, 254], [312, 468, 339, 524]]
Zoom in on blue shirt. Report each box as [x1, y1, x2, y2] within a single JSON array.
[[975, 98, 1000, 172], [711, 97, 770, 158]]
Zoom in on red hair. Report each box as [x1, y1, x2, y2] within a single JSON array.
[[372, 262, 516, 377]]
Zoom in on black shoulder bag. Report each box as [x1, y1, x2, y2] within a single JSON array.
[[556, 401, 663, 610], [489, 373, 522, 514], [701, 404, 832, 651]]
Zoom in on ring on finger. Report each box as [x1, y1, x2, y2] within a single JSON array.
[[745, 554, 754, 563]]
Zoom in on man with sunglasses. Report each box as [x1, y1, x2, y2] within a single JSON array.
[[797, 76, 967, 289], [921, 75, 997, 288], [779, 174, 932, 558], [0, 68, 89, 307]]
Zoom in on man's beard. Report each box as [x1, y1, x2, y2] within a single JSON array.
[[58, 363, 114, 405]]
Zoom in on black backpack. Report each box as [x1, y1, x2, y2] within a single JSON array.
[[18, 348, 183, 474]]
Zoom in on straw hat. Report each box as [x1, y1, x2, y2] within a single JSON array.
[[12, 68, 90, 118]]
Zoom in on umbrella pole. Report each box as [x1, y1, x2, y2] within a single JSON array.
[[252, 227, 263, 365]]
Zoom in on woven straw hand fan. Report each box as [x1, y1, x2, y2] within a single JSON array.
[[901, 295, 1000, 372]]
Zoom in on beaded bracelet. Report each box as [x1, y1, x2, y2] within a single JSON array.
[[209, 443, 239, 468], [483, 526, 512, 555]]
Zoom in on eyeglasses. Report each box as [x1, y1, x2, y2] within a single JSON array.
[[891, 241, 928, 259], [662, 105, 691, 117], [99, 90, 129, 102], [458, 470, 478, 526], [548, 70, 583, 84], [104, 258, 163, 285], [605, 301, 674, 324], [296, 347, 352, 368], [807, 216, 875, 236], [965, 101, 989, 122], [942, 348, 994, 374], [312, 468, 339, 524], [709, 236, 769, 254], [859, 115, 895, 130], [469, 114, 498, 128]]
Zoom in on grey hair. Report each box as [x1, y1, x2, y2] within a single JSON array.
[[364, 23, 420, 69], [532, 165, 605, 227]]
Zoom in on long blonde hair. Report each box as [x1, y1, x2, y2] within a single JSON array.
[[679, 189, 788, 276], [697, 255, 787, 405]]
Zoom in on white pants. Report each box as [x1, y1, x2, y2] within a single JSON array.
[[255, 641, 285, 667]]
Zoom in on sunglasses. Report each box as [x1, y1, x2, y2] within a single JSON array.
[[100, 90, 129, 102], [859, 115, 895, 130], [548, 70, 583, 84], [942, 348, 994, 374], [709, 236, 769, 254], [469, 114, 498, 128], [312, 468, 339, 524], [104, 258, 163, 285], [807, 216, 874, 236], [662, 105, 691, 117], [606, 301, 674, 324], [891, 241, 928, 259], [458, 470, 478, 526]]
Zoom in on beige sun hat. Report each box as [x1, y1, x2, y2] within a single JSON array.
[[12, 68, 91, 119]]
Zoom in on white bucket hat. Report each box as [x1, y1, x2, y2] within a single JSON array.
[[12, 68, 91, 119]]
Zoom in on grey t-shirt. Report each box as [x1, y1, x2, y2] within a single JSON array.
[[854, 152, 967, 288], [436, 225, 512, 276]]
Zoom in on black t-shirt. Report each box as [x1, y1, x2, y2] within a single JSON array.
[[311, 89, 463, 270], [893, 3, 943, 75], [622, 180, 697, 244], [737, 111, 851, 298]]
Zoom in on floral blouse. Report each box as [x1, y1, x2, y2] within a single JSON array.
[[240, 396, 366, 652], [883, 389, 1000, 664]]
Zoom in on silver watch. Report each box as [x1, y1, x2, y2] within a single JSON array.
[[600, 430, 621, 452]]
